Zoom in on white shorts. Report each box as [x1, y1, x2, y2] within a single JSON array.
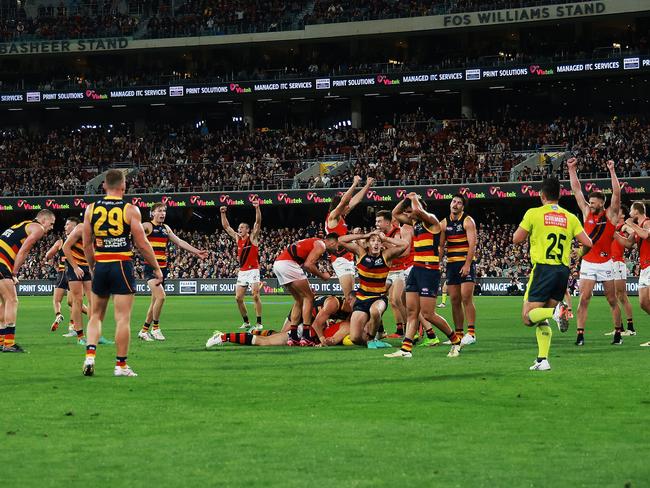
[[611, 261, 627, 281], [332, 257, 355, 278], [579, 259, 613, 282], [387, 269, 406, 284], [639, 267, 650, 289], [236, 268, 261, 288], [273, 260, 307, 286]]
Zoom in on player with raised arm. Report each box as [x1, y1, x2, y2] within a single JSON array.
[[440, 194, 478, 346], [221, 202, 263, 331], [62, 216, 94, 344], [338, 230, 409, 346], [513, 178, 592, 371], [0, 209, 56, 352], [271, 234, 339, 346], [325, 176, 374, 297], [385, 193, 461, 359], [138, 203, 208, 341], [568, 158, 622, 345], [81, 170, 162, 377], [375, 210, 410, 338]]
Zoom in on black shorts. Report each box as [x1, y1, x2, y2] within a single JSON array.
[[66, 263, 91, 282], [352, 295, 388, 315], [525, 264, 570, 303], [55, 271, 69, 290], [446, 261, 476, 286], [405, 266, 440, 297], [92, 261, 136, 296], [0, 263, 12, 279], [144, 265, 168, 282]]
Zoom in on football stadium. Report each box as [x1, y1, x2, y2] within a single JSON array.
[[1, 0, 650, 486]]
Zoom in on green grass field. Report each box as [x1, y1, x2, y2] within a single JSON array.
[[3, 295, 649, 487]]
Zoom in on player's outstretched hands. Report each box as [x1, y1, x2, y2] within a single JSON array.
[[252, 200, 260, 208], [606, 159, 615, 171], [567, 157, 577, 170], [196, 249, 209, 259], [407, 192, 419, 200], [366, 177, 375, 186], [353, 175, 362, 185], [220, 206, 227, 214]]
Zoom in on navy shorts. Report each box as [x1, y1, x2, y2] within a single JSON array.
[[92, 261, 136, 296], [446, 261, 476, 286], [405, 266, 440, 298], [66, 263, 91, 282], [525, 264, 569, 303], [55, 271, 69, 290], [352, 296, 388, 315], [144, 265, 168, 282], [0, 263, 12, 279]]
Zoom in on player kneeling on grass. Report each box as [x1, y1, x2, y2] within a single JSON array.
[[512, 178, 592, 371], [337, 230, 409, 347]]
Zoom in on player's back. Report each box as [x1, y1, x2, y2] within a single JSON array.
[[521, 204, 582, 267], [90, 197, 133, 262]]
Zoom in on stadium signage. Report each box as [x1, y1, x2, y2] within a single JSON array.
[[2, 55, 650, 107], [0, 37, 128, 55], [15, 277, 638, 296], [0, 179, 647, 211]]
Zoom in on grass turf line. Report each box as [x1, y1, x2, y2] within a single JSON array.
[[3, 296, 649, 487]]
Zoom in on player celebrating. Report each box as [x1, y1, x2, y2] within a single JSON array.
[[325, 176, 374, 297], [272, 234, 339, 346], [138, 203, 208, 341], [338, 230, 409, 346], [513, 178, 592, 371], [440, 194, 478, 346], [221, 202, 263, 331], [0, 209, 56, 352], [385, 193, 461, 359], [375, 211, 410, 338], [568, 158, 622, 345], [62, 216, 93, 344], [81, 169, 162, 377]]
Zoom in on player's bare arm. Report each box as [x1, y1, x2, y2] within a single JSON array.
[[62, 224, 85, 279], [338, 232, 368, 257], [391, 198, 412, 225], [380, 233, 409, 263], [220, 206, 239, 241], [625, 217, 650, 241], [303, 241, 330, 280], [606, 160, 621, 223], [347, 177, 375, 211], [251, 201, 262, 245], [329, 175, 361, 222], [512, 226, 528, 245], [130, 205, 163, 284], [409, 193, 440, 230], [614, 229, 635, 249], [567, 157, 589, 218], [45, 239, 63, 263], [82, 204, 95, 271], [11, 222, 46, 279], [311, 297, 339, 345], [166, 225, 209, 259]]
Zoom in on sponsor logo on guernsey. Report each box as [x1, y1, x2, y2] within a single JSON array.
[[544, 212, 568, 228]]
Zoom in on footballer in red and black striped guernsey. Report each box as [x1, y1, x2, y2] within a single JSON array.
[[138, 202, 208, 342], [387, 193, 461, 358], [338, 230, 409, 346], [220, 201, 263, 331], [0, 209, 56, 353], [440, 194, 478, 346]]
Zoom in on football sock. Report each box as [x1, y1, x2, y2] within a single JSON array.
[[426, 328, 437, 339], [528, 307, 554, 324], [76, 329, 84, 339], [116, 356, 127, 368], [242, 315, 249, 324], [455, 328, 464, 340], [289, 325, 299, 341], [468, 324, 475, 336], [577, 328, 585, 335], [223, 333, 254, 345], [627, 318, 635, 332], [536, 324, 552, 360], [400, 337, 413, 353], [441, 293, 447, 305], [4, 325, 16, 347], [142, 322, 151, 332], [85, 345, 96, 359], [251, 329, 275, 336], [0, 327, 6, 346], [152, 320, 160, 331], [302, 324, 313, 339], [446, 331, 461, 345], [395, 322, 404, 335], [256, 316, 262, 325]]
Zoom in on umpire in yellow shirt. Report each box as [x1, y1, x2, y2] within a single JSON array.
[[513, 178, 593, 371]]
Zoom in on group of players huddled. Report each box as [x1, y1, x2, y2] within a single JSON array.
[[0, 161, 648, 377]]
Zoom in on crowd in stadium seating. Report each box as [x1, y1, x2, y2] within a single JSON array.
[[0, 116, 648, 196]]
